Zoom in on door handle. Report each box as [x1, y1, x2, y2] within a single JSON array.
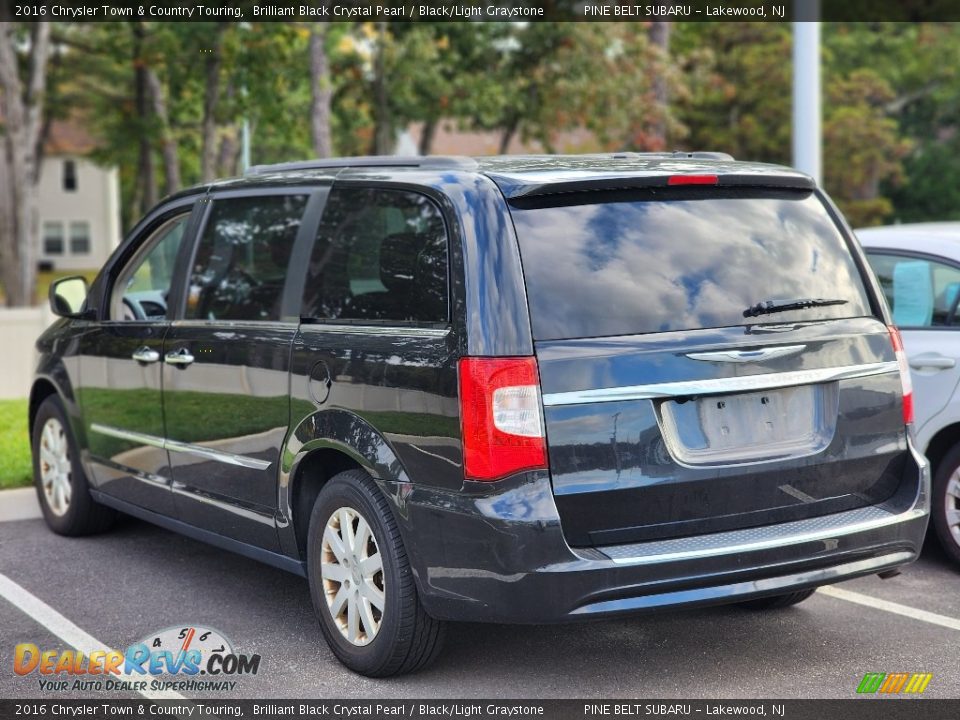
[[131, 347, 160, 364], [909, 353, 956, 370], [164, 348, 195, 367]]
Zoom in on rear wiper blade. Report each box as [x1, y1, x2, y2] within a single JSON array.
[[743, 298, 848, 318]]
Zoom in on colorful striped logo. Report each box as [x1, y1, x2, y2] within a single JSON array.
[[857, 672, 933, 694]]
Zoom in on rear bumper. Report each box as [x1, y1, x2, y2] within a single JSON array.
[[393, 439, 930, 624]]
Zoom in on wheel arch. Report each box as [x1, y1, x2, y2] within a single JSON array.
[[29, 378, 59, 438], [925, 422, 960, 476], [29, 373, 82, 450], [280, 408, 416, 563]]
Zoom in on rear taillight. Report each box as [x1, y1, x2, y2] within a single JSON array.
[[888, 325, 914, 425], [458, 356, 547, 481]]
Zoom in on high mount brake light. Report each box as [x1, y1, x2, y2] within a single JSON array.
[[458, 357, 547, 482], [667, 175, 719, 186]]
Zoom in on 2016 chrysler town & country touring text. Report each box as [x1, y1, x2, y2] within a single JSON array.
[[32, 153, 929, 676]]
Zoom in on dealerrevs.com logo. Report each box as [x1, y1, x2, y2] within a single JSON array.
[[14, 625, 260, 693]]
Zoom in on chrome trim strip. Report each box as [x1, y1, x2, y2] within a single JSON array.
[[165, 438, 272, 470], [299, 323, 450, 338], [686, 345, 806, 363], [541, 361, 898, 407], [604, 507, 926, 566], [90, 423, 165, 450], [90, 423, 272, 471]]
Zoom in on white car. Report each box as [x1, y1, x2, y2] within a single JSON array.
[[859, 222, 960, 564]]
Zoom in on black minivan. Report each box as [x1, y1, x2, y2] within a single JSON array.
[[32, 153, 929, 676]]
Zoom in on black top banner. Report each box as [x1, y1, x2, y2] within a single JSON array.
[[6, 0, 960, 23]]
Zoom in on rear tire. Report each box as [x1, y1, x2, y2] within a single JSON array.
[[31, 395, 116, 536], [306, 469, 445, 677], [932, 444, 960, 565], [738, 588, 816, 610]]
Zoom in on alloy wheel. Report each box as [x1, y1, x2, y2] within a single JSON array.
[[39, 417, 72, 517], [946, 467, 960, 547], [320, 506, 386, 646]]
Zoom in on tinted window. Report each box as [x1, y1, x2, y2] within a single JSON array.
[[510, 189, 873, 340], [186, 195, 307, 322], [866, 252, 960, 327], [113, 213, 189, 321], [301, 188, 448, 323]]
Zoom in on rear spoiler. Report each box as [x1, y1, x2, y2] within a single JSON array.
[[488, 170, 816, 200]]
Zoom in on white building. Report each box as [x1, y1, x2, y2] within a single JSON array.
[[36, 120, 121, 272]]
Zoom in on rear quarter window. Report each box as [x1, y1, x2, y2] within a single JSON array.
[[509, 188, 874, 340]]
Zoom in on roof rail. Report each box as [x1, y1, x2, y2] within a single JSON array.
[[611, 151, 735, 161], [245, 155, 478, 175], [669, 150, 735, 161]]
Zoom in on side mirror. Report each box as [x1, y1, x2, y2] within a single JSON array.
[[49, 276, 89, 318]]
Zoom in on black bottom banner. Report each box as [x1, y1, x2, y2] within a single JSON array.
[[1, 700, 958, 720]]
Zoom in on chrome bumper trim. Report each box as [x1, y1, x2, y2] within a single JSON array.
[[601, 505, 926, 566]]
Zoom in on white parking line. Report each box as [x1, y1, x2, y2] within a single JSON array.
[[0, 572, 185, 700], [819, 585, 960, 631]]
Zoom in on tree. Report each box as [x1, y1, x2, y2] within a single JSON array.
[[200, 22, 227, 182], [309, 21, 333, 158], [673, 23, 792, 162], [823, 69, 911, 227], [0, 21, 51, 307]]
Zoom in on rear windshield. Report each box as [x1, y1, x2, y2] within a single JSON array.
[[509, 189, 874, 340]]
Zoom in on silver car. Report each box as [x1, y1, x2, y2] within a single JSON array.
[[859, 222, 960, 564]]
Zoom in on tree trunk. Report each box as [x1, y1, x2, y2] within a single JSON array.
[[309, 21, 333, 158], [0, 21, 51, 307], [418, 117, 437, 156], [147, 69, 181, 196], [649, 19, 672, 151], [201, 23, 227, 182], [499, 116, 519, 155], [217, 125, 240, 177], [372, 21, 392, 155], [132, 22, 157, 216]]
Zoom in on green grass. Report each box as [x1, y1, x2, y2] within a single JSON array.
[[0, 399, 32, 489]]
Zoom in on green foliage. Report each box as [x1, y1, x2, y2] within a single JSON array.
[[824, 69, 911, 227], [34, 20, 960, 230], [673, 23, 792, 163], [0, 399, 31, 490]]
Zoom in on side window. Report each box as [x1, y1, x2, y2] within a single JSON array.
[[867, 252, 960, 327], [185, 194, 308, 322], [111, 213, 189, 321], [301, 188, 448, 323]]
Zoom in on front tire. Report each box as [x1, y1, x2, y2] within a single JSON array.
[[307, 470, 445, 677], [738, 588, 816, 610], [932, 444, 960, 565], [32, 395, 116, 536]]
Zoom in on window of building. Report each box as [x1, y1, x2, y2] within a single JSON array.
[[43, 222, 64, 255], [69, 221, 91, 255], [62, 160, 77, 192], [300, 188, 449, 324], [185, 194, 309, 322]]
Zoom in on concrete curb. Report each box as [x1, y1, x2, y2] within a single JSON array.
[[0, 487, 41, 522]]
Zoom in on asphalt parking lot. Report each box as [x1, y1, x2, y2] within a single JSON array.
[[1, 513, 958, 700]]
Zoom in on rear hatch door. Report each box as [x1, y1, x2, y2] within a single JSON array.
[[508, 185, 907, 547]]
